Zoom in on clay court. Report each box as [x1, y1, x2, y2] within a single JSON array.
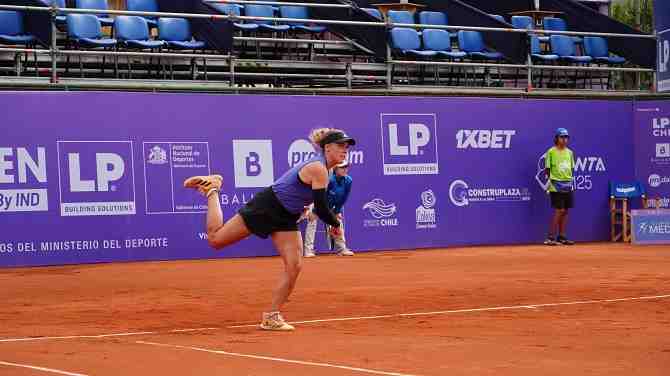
[[1, 243, 668, 376]]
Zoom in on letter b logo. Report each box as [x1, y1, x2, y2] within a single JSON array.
[[233, 140, 274, 188], [245, 152, 262, 177]]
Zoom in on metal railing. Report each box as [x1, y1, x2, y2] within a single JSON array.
[[0, 2, 657, 92], [205, 0, 355, 9]]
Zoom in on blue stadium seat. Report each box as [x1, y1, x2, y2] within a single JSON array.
[[67, 14, 116, 48], [542, 17, 582, 43], [511, 15, 533, 30], [76, 0, 114, 28], [0, 10, 37, 76], [419, 11, 446, 26], [158, 18, 205, 50], [543, 17, 568, 32], [489, 14, 505, 23], [245, 4, 290, 32], [126, 0, 159, 29], [279, 6, 326, 34], [388, 10, 414, 25], [422, 29, 465, 59], [115, 16, 165, 77], [158, 17, 206, 79], [527, 35, 559, 88], [584, 37, 624, 89], [550, 35, 591, 63], [361, 8, 382, 20], [419, 11, 457, 38], [115, 16, 164, 49], [0, 10, 35, 45], [530, 35, 558, 62], [583, 37, 625, 65], [66, 14, 117, 77], [209, 4, 259, 32], [390, 27, 436, 58], [458, 30, 503, 86], [422, 29, 466, 85], [457, 30, 503, 60], [390, 27, 437, 85], [550, 34, 592, 89]]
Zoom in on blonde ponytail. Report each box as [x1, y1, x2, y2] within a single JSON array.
[[309, 128, 343, 149]]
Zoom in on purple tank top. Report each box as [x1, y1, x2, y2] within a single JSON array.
[[272, 154, 326, 214]]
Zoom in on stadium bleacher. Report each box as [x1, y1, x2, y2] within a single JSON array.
[[0, 0, 656, 92]]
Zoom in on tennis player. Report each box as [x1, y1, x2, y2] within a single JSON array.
[[544, 128, 576, 246], [183, 128, 355, 331]]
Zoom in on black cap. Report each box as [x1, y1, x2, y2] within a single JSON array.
[[319, 131, 356, 148]]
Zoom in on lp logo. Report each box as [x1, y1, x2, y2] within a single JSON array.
[[68, 153, 124, 192], [381, 114, 438, 175], [388, 123, 431, 156], [57, 141, 136, 216], [232, 140, 274, 188]]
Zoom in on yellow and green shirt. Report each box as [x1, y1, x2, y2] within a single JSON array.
[[545, 147, 574, 192]]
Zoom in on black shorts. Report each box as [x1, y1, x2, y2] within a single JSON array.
[[550, 191, 574, 210], [238, 187, 301, 239]]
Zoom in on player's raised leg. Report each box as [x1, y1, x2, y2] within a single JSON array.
[[184, 175, 251, 249]]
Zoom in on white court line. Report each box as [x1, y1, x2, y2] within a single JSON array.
[[224, 294, 670, 328], [1, 294, 669, 343], [170, 327, 221, 333], [0, 360, 89, 376], [136, 340, 418, 376], [0, 328, 223, 343], [0, 331, 155, 343]]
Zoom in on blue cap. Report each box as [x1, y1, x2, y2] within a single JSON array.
[[555, 128, 569, 137]]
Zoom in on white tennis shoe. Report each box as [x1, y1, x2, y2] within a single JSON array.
[[260, 312, 295, 331]]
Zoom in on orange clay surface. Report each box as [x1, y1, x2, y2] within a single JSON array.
[[0, 243, 669, 376]]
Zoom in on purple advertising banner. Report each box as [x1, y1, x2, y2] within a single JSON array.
[[0, 92, 637, 267], [634, 101, 670, 208]]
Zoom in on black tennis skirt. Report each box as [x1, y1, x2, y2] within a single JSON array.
[[238, 187, 301, 239]]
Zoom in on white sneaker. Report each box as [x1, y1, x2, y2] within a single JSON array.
[[260, 312, 295, 331], [304, 250, 316, 258], [337, 249, 354, 256]]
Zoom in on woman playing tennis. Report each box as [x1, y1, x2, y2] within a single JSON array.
[[183, 128, 355, 331]]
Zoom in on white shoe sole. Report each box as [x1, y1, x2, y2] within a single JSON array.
[[260, 323, 295, 331]]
